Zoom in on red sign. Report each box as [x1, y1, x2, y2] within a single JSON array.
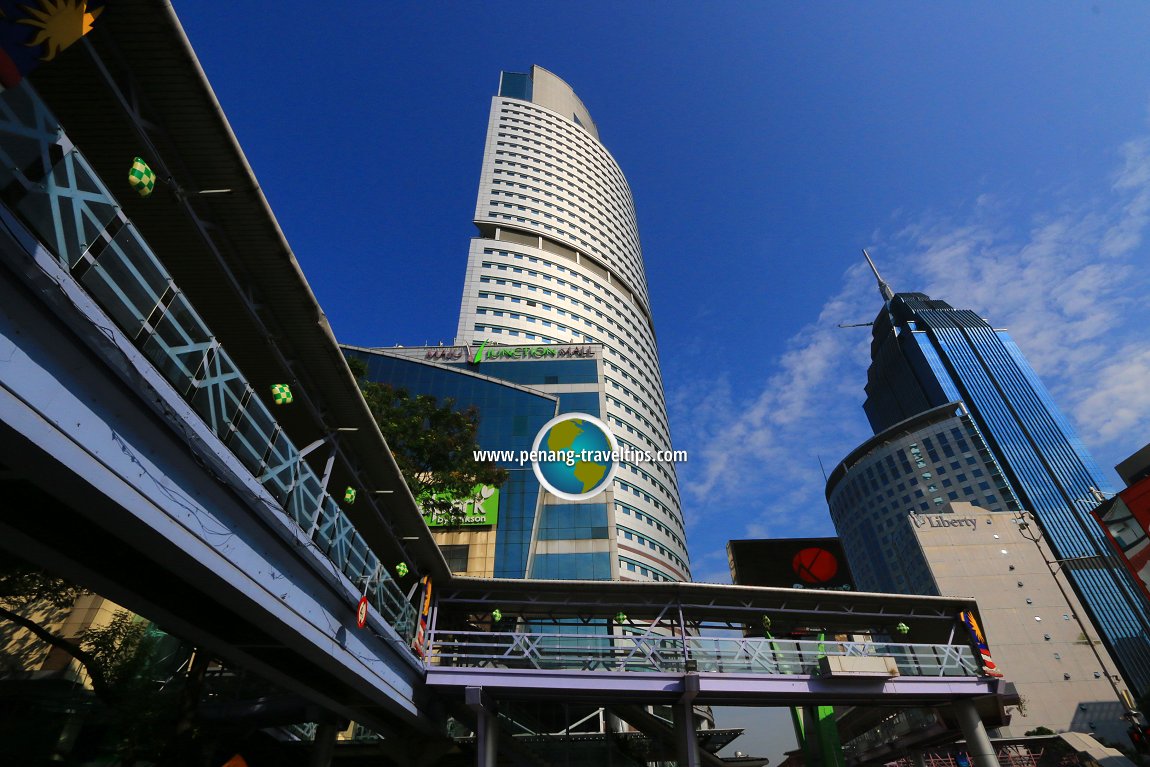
[[792, 547, 839, 584], [356, 596, 369, 629]]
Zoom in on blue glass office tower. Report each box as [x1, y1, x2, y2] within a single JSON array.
[[860, 256, 1150, 695]]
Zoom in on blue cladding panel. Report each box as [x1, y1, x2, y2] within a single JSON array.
[[499, 71, 532, 101], [557, 392, 601, 416], [529, 552, 611, 580], [449, 359, 599, 386], [537, 503, 608, 540], [905, 332, 962, 404]]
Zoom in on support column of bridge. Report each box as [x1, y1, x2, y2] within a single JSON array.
[[466, 687, 499, 767], [309, 723, 339, 767], [674, 672, 703, 767], [954, 700, 1001, 767]]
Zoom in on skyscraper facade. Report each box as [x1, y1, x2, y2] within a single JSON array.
[[855, 258, 1150, 695], [454, 66, 689, 583], [826, 402, 1021, 594]]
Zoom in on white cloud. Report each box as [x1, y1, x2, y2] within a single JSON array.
[[674, 116, 1150, 568], [672, 265, 877, 541]]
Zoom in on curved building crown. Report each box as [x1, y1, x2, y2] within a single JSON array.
[[456, 66, 688, 583]]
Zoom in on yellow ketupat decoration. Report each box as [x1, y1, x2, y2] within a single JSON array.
[[128, 156, 156, 197], [270, 383, 292, 405]]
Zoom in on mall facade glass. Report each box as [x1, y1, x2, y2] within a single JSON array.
[[855, 287, 1150, 695], [344, 344, 691, 583], [342, 345, 557, 579]]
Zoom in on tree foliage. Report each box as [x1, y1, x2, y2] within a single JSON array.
[[0, 559, 183, 763], [348, 356, 507, 524]]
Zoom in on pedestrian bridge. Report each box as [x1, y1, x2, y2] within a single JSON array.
[[423, 578, 1002, 709]]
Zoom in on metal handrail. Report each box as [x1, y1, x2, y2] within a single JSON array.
[[0, 81, 415, 639], [427, 630, 981, 677]]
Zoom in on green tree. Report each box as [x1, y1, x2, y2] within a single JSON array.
[[0, 560, 194, 764], [0, 563, 114, 697], [348, 356, 507, 524]]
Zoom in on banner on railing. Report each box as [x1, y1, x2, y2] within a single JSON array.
[[959, 610, 1003, 678], [413, 576, 432, 658]]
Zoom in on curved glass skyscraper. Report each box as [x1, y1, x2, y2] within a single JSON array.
[[456, 66, 689, 583]]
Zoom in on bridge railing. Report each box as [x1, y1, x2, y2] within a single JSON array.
[[426, 630, 981, 677], [0, 81, 415, 640]]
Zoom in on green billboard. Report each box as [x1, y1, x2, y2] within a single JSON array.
[[421, 485, 500, 527]]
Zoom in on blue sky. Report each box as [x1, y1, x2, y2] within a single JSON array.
[[175, 2, 1150, 756], [172, 0, 1150, 598]]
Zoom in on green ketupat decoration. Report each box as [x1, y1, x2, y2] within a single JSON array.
[[615, 611, 627, 624], [344, 487, 357, 504], [491, 609, 502, 623], [895, 622, 910, 635], [270, 383, 293, 405], [128, 156, 156, 197], [395, 562, 409, 578]]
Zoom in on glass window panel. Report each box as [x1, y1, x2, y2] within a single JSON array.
[[228, 396, 277, 475], [311, 498, 341, 557], [287, 473, 323, 531], [261, 432, 300, 504], [81, 224, 172, 337], [344, 531, 371, 583], [14, 148, 119, 267], [140, 293, 212, 391], [0, 82, 55, 187], [190, 347, 248, 439]]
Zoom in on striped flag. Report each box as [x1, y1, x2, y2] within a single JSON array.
[[960, 610, 1004, 678]]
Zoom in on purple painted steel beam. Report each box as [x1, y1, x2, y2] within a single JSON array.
[[424, 667, 1000, 708]]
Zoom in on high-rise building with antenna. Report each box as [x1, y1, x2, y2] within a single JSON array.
[[834, 252, 1150, 696]]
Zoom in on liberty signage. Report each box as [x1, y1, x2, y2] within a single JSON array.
[[423, 343, 596, 364], [910, 514, 978, 531]]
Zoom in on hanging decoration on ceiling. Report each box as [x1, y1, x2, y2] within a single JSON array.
[[344, 487, 357, 504], [128, 156, 156, 197], [270, 383, 293, 405]]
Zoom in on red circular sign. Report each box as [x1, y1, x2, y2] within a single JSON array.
[[792, 547, 838, 584], [356, 596, 369, 629]]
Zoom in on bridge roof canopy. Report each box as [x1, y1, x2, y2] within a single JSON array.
[[437, 577, 983, 644]]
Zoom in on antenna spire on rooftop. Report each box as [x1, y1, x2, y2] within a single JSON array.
[[863, 248, 895, 302]]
